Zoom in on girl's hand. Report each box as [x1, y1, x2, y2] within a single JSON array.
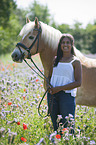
[[48, 86, 62, 95]]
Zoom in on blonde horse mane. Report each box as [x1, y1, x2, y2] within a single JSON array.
[[40, 22, 62, 49], [19, 21, 62, 50], [74, 47, 96, 67]]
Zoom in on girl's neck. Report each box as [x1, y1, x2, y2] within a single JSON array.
[[60, 53, 73, 62], [63, 53, 73, 58]]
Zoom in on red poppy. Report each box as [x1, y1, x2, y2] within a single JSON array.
[[36, 79, 39, 82], [23, 123, 27, 130], [55, 134, 61, 139], [21, 137, 27, 142], [62, 128, 68, 131], [24, 89, 26, 92], [62, 128, 68, 134], [8, 102, 12, 105], [17, 122, 20, 125]]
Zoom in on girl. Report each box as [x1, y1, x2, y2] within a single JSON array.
[[47, 34, 82, 133]]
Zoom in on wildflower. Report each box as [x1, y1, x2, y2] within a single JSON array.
[[12, 63, 16, 67], [21, 137, 27, 142], [36, 79, 39, 82], [40, 84, 43, 87], [17, 122, 20, 125], [62, 128, 68, 134], [24, 89, 26, 92], [8, 102, 12, 105], [2, 68, 4, 71], [23, 123, 27, 130], [3, 104, 7, 107], [23, 96, 25, 100], [90, 140, 95, 144], [62, 128, 68, 131], [49, 131, 57, 140], [69, 114, 73, 118], [55, 134, 61, 139], [37, 95, 40, 98], [57, 115, 62, 123]]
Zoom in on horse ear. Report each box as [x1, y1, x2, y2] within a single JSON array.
[[26, 17, 31, 23], [35, 17, 39, 28]]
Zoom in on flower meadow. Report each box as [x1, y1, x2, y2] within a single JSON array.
[[0, 54, 96, 145]]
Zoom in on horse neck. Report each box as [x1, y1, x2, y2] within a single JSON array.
[[40, 42, 56, 67], [39, 23, 62, 71]]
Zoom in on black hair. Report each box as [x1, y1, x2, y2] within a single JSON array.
[[54, 34, 75, 67]]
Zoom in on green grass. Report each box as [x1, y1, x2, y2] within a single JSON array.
[[0, 54, 96, 145]]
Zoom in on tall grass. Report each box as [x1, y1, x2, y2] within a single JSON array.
[[0, 54, 96, 144]]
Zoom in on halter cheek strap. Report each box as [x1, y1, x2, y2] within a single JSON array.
[[16, 24, 41, 59]]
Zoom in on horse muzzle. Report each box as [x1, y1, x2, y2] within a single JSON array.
[[11, 49, 24, 63]]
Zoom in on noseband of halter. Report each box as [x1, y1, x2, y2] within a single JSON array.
[[16, 23, 42, 59]]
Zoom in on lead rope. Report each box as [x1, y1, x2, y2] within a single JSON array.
[[23, 57, 52, 117]]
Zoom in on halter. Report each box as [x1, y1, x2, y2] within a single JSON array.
[[16, 24, 42, 59], [16, 22, 52, 117]]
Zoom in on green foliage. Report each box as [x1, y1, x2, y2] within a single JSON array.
[[0, 0, 96, 54], [57, 24, 71, 33], [88, 25, 96, 53], [28, 0, 51, 24], [0, 13, 22, 55], [0, 0, 17, 28]]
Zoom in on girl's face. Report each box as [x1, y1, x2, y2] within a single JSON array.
[[61, 37, 72, 54]]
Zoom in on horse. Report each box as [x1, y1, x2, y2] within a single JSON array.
[[11, 17, 96, 107]]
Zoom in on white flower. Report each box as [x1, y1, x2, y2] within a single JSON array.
[[69, 114, 73, 118]]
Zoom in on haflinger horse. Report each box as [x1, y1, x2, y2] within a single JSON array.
[[11, 17, 96, 107]]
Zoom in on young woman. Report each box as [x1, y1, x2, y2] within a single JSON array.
[[47, 34, 82, 133]]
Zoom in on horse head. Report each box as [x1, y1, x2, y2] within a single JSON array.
[[11, 17, 42, 62]]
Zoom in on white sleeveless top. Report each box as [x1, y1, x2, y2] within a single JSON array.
[[50, 59, 77, 97]]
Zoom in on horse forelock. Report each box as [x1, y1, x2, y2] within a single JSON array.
[[19, 22, 34, 37], [40, 22, 62, 50]]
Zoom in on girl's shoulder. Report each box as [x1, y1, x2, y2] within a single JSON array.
[[71, 56, 80, 62], [72, 56, 81, 67]]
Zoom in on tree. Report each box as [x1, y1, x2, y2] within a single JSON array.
[[87, 24, 96, 53], [27, 0, 51, 24], [71, 21, 86, 51], [0, 12, 22, 54], [0, 0, 17, 27], [57, 24, 71, 34]]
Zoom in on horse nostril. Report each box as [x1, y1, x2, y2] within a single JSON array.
[[11, 53, 19, 61], [15, 54, 18, 59]]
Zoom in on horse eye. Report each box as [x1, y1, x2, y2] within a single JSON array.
[[29, 36, 34, 39]]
